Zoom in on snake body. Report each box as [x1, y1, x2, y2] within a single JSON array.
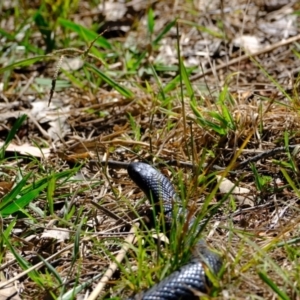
[[127, 162, 222, 300]]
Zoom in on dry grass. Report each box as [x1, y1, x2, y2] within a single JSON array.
[[0, 0, 300, 299]]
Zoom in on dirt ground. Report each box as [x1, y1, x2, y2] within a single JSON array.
[[0, 0, 300, 299]]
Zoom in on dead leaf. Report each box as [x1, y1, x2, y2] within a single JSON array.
[[57, 151, 94, 163], [259, 8, 298, 38], [61, 57, 84, 71], [0, 182, 14, 198], [217, 176, 254, 207], [0, 285, 21, 300], [30, 100, 70, 140], [233, 35, 263, 54], [151, 232, 169, 244], [0, 142, 51, 158], [41, 228, 70, 242], [0, 273, 21, 300], [98, 0, 127, 21]]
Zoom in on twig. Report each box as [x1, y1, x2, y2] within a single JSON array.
[[90, 144, 300, 172], [87, 224, 138, 300], [0, 244, 74, 289], [27, 113, 51, 140], [190, 33, 300, 82], [236, 145, 300, 168], [16, 75, 35, 100], [90, 200, 131, 225]]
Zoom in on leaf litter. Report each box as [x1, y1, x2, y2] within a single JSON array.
[[0, 0, 300, 299]]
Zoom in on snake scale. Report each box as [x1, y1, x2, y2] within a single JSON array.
[[127, 162, 222, 300]]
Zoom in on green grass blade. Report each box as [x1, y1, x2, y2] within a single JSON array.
[[0, 219, 17, 261], [190, 102, 226, 135], [3, 235, 42, 285], [150, 64, 166, 101], [153, 19, 176, 46], [0, 172, 32, 211], [33, 10, 55, 53], [128, 113, 141, 141], [58, 273, 103, 300], [208, 111, 227, 126], [2, 167, 82, 216], [61, 69, 86, 89], [86, 63, 134, 98], [3, 219, 17, 240], [0, 27, 15, 39], [58, 18, 111, 49], [178, 19, 223, 38], [163, 68, 194, 94], [249, 56, 292, 101], [251, 164, 263, 191], [38, 255, 63, 285], [35, 78, 70, 90], [0, 114, 27, 159], [258, 271, 290, 300], [47, 173, 56, 215], [0, 28, 44, 54], [0, 56, 51, 74], [179, 58, 194, 101], [147, 8, 155, 35], [72, 218, 82, 263], [280, 167, 300, 198], [221, 104, 235, 127], [217, 84, 228, 104], [21, 167, 81, 196], [0, 182, 49, 216]]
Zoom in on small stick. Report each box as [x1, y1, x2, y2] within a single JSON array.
[[90, 200, 131, 225], [90, 144, 300, 171], [237, 145, 300, 168], [190, 33, 300, 82], [87, 224, 139, 300], [0, 244, 74, 289]]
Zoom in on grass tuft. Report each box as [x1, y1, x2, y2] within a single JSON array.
[[1, 1, 300, 299]]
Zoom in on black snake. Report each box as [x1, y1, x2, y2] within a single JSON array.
[[127, 162, 223, 300]]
